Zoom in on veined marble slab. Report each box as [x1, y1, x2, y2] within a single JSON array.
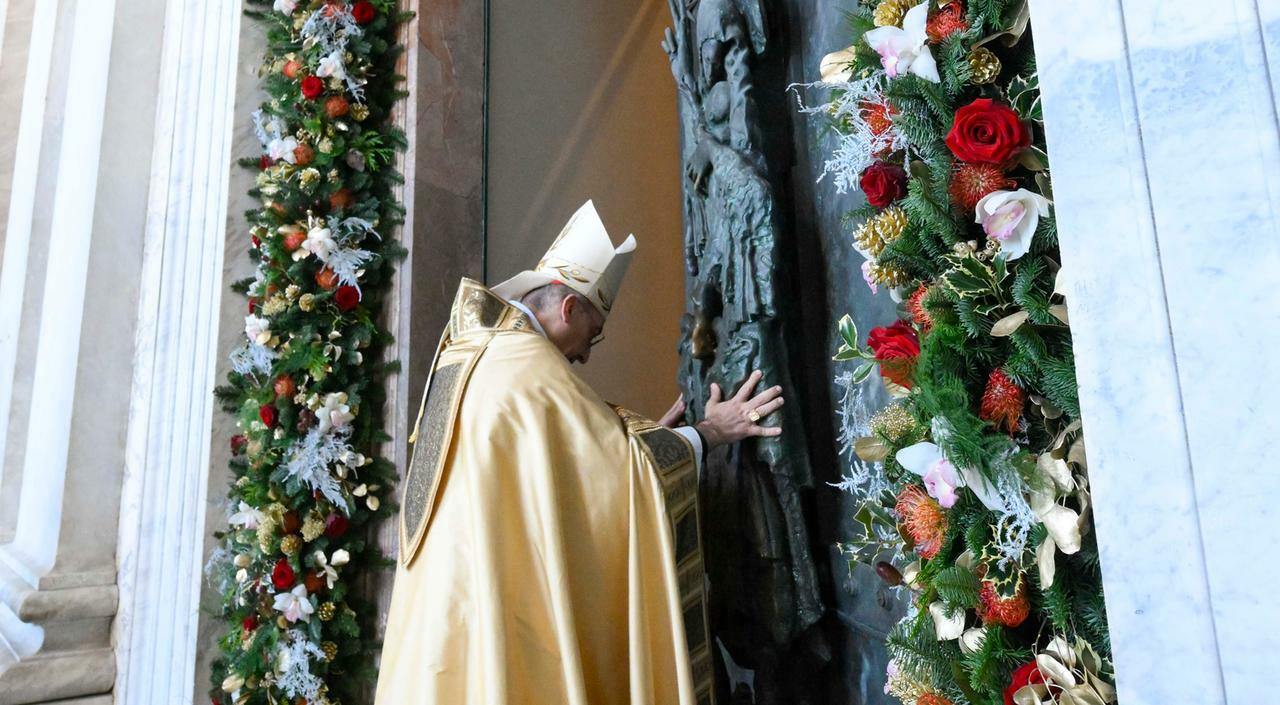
[[1031, 1, 1280, 703]]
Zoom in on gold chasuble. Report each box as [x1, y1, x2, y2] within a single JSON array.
[[375, 279, 714, 705]]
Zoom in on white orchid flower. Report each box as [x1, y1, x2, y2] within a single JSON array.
[[272, 584, 314, 623], [896, 441, 1007, 512], [860, 259, 879, 294], [273, 0, 297, 14], [229, 501, 264, 529], [316, 392, 355, 434], [266, 136, 298, 164], [929, 601, 966, 640], [317, 51, 346, 81], [897, 442, 962, 507], [864, 3, 939, 83], [244, 314, 272, 346], [975, 189, 1052, 261], [299, 226, 336, 262]]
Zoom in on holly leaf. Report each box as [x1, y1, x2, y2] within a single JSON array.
[[851, 361, 876, 385], [838, 314, 859, 350], [1009, 71, 1042, 121]]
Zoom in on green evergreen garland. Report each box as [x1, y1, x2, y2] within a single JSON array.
[[206, 1, 409, 703], [810, 2, 1116, 704]]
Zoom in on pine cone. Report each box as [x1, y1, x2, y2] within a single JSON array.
[[870, 262, 911, 288], [873, 0, 914, 27], [854, 221, 885, 257], [321, 641, 339, 661], [317, 601, 337, 621], [969, 46, 1002, 84], [873, 205, 908, 244]]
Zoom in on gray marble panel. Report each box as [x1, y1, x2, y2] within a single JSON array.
[[1033, 0, 1280, 703]]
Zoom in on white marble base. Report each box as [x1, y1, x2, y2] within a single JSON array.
[[1031, 1, 1280, 703]]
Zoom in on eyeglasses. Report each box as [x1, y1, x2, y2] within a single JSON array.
[[589, 332, 606, 348]]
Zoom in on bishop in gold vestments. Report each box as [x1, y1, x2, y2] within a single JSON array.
[[375, 202, 783, 705], [375, 277, 712, 705]]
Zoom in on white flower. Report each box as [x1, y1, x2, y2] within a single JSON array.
[[229, 501, 264, 529], [312, 549, 350, 590], [975, 189, 1052, 261], [316, 50, 346, 81], [864, 3, 939, 83], [273, 584, 314, 623], [929, 601, 966, 640], [244, 314, 272, 345], [299, 226, 336, 262], [896, 441, 1006, 511], [273, 0, 297, 14], [267, 136, 299, 163], [316, 392, 354, 434]]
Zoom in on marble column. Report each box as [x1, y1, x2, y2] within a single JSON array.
[[0, 0, 179, 702], [111, 0, 242, 703], [1030, 1, 1280, 703]]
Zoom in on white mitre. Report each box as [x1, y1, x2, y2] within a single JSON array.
[[492, 200, 637, 318]]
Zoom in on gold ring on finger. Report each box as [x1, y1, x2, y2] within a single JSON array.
[[747, 409, 761, 423]]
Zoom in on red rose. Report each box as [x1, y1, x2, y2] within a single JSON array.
[[334, 285, 360, 311], [247, 297, 258, 314], [324, 513, 349, 538], [271, 558, 295, 590], [352, 1, 377, 24], [259, 404, 277, 428], [301, 75, 324, 100], [867, 320, 920, 389], [242, 615, 257, 632], [1004, 660, 1059, 705], [251, 234, 261, 249], [230, 434, 247, 454], [860, 162, 908, 208], [945, 98, 1030, 165], [258, 155, 272, 170]]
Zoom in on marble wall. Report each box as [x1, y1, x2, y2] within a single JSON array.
[[1029, 1, 1280, 703]]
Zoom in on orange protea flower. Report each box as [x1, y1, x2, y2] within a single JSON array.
[[978, 579, 1030, 627], [926, 1, 969, 43], [906, 284, 933, 331], [896, 485, 948, 559], [860, 99, 897, 136], [980, 369, 1024, 434], [917, 694, 955, 705], [950, 162, 1017, 211]]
